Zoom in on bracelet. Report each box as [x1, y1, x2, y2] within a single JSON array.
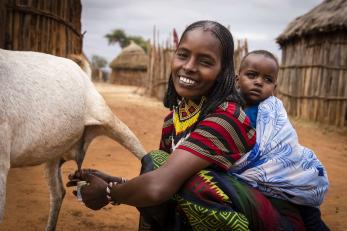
[[106, 182, 120, 205]]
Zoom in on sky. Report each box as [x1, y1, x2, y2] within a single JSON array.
[[81, 0, 322, 65]]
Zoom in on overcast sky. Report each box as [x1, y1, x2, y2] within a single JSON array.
[[81, 0, 322, 65]]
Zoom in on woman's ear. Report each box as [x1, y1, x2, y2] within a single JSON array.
[[235, 74, 240, 89]]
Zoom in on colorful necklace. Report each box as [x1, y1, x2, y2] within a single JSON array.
[[173, 96, 206, 135]]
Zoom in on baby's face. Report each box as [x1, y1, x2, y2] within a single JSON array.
[[236, 54, 278, 106]]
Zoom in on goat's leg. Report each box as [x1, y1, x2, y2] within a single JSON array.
[[0, 122, 10, 222], [104, 113, 147, 160], [75, 127, 97, 170], [85, 89, 146, 160], [44, 159, 65, 231]]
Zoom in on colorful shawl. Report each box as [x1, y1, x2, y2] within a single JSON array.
[[230, 96, 329, 206]]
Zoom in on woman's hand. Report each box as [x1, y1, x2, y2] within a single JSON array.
[[87, 169, 126, 184], [66, 169, 125, 187], [78, 173, 109, 210]]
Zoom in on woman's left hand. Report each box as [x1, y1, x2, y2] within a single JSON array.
[[79, 173, 109, 210]]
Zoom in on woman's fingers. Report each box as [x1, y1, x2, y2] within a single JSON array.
[[66, 179, 79, 187], [67, 169, 118, 188], [67, 171, 110, 210], [79, 174, 109, 210], [67, 169, 90, 187], [72, 190, 77, 197]]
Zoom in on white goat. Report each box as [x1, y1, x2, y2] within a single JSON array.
[[0, 49, 146, 230]]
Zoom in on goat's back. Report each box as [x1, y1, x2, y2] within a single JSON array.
[[0, 49, 90, 166]]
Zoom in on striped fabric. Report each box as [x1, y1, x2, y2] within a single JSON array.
[[140, 101, 305, 231], [160, 112, 174, 153], [160, 101, 256, 171]]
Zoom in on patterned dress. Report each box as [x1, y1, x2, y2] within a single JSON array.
[[139, 98, 305, 231]]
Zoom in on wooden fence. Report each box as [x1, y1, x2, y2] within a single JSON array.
[[145, 43, 174, 101], [234, 39, 248, 73], [0, 0, 82, 57]]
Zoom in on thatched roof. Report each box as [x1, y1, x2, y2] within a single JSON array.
[[277, 0, 347, 45], [109, 41, 148, 70]]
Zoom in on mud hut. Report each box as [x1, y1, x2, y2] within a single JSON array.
[[0, 0, 82, 57], [109, 41, 148, 86], [276, 0, 347, 127]]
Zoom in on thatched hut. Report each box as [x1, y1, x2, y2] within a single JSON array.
[[276, 0, 347, 127], [0, 0, 82, 57], [109, 41, 148, 86]]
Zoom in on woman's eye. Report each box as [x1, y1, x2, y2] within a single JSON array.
[[199, 59, 213, 66], [176, 52, 188, 59], [246, 72, 256, 78]]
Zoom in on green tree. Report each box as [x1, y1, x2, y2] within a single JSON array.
[[105, 29, 148, 52], [91, 55, 107, 69]]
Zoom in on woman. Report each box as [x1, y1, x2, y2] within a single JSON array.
[[68, 20, 305, 231]]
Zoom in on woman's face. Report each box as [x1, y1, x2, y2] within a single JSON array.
[[171, 28, 222, 100]]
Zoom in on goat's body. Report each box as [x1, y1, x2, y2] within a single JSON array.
[[0, 49, 146, 230]]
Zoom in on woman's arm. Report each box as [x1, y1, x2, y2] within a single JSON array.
[[77, 103, 254, 210], [111, 149, 210, 207], [76, 149, 211, 209]]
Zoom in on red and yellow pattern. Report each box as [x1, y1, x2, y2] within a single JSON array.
[[173, 97, 205, 135], [161, 100, 256, 171]]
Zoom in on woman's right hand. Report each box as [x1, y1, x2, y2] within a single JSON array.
[[66, 169, 125, 187], [78, 173, 110, 210]]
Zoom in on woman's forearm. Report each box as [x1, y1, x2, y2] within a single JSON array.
[[110, 169, 177, 207], [109, 150, 211, 207]]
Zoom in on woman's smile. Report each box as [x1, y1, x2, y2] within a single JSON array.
[[178, 76, 198, 88]]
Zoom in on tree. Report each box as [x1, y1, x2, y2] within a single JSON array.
[[105, 29, 128, 48], [105, 29, 148, 52], [91, 55, 107, 69]]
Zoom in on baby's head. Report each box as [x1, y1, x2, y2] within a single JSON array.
[[236, 50, 279, 106]]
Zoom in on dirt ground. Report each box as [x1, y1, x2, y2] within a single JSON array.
[[1, 83, 346, 231]]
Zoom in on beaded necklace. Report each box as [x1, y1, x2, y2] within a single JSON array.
[[172, 96, 206, 150]]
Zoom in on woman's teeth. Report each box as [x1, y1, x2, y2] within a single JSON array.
[[179, 76, 196, 85]]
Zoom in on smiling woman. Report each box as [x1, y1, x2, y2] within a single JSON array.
[[68, 20, 308, 231], [171, 28, 222, 100]]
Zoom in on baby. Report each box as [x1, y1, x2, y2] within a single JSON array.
[[232, 50, 330, 230]]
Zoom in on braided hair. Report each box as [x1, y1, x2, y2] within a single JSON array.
[[164, 20, 241, 122]]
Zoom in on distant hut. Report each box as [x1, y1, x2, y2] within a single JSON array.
[[0, 0, 82, 57], [109, 41, 148, 86], [276, 0, 347, 127]]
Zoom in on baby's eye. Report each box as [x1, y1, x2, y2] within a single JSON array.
[[264, 77, 273, 83]]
